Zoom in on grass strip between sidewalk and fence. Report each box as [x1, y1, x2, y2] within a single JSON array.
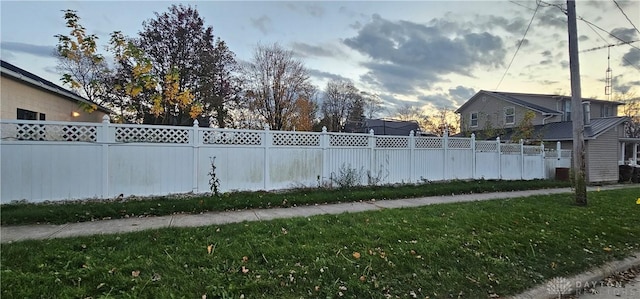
[[2, 187, 639, 298], [0, 179, 570, 225]]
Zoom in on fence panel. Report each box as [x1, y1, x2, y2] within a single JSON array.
[[0, 119, 554, 203], [1, 143, 103, 202], [108, 144, 193, 197]]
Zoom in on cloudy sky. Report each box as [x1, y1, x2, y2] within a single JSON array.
[[1, 1, 639, 116]]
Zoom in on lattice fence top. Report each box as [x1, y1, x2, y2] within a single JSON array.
[[116, 126, 190, 143], [202, 130, 262, 145], [476, 141, 498, 152], [376, 136, 409, 148], [1, 123, 97, 142], [544, 149, 570, 157], [523, 146, 542, 155], [448, 138, 472, 149], [272, 132, 320, 146], [415, 137, 443, 149], [329, 134, 368, 147], [500, 143, 521, 154]]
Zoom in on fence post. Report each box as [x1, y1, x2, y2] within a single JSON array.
[[540, 142, 545, 179], [497, 137, 502, 179], [369, 129, 376, 185], [320, 126, 329, 186], [409, 130, 415, 183], [192, 119, 200, 193], [471, 133, 476, 179], [263, 125, 271, 190], [520, 139, 524, 180], [443, 129, 449, 180], [100, 115, 110, 199], [556, 141, 561, 160]]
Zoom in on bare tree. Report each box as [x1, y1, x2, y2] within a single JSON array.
[[424, 107, 460, 136], [617, 92, 640, 138], [392, 103, 433, 133], [242, 43, 314, 130], [321, 79, 362, 132], [361, 91, 385, 119]]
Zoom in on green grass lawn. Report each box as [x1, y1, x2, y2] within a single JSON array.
[[0, 179, 570, 225], [2, 187, 639, 298]]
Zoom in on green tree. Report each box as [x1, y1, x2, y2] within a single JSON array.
[[138, 4, 238, 125], [196, 39, 242, 128], [511, 110, 536, 143]]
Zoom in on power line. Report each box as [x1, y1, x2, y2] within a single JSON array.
[[495, 1, 541, 90], [536, 0, 640, 51], [612, 0, 640, 35], [508, 1, 536, 11]]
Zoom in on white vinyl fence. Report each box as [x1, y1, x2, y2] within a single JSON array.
[[1, 117, 566, 203]]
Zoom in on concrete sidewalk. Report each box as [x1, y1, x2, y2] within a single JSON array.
[[0, 185, 631, 244]]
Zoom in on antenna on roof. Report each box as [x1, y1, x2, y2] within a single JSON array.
[[580, 40, 639, 101], [605, 46, 612, 101]]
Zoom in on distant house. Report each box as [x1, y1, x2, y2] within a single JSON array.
[[344, 118, 423, 136], [455, 90, 639, 183], [1, 60, 110, 122]]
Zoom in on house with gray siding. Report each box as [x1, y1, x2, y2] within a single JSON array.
[[456, 90, 635, 183]]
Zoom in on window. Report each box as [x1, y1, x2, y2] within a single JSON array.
[[563, 100, 571, 121], [601, 104, 612, 117], [504, 107, 515, 125], [470, 112, 478, 127], [17, 108, 38, 120]]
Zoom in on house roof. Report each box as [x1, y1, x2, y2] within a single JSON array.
[[455, 90, 623, 114], [1, 60, 111, 114], [363, 118, 421, 136], [475, 116, 629, 141]]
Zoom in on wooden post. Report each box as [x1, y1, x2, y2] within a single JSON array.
[[567, 0, 587, 205]]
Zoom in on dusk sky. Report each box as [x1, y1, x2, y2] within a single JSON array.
[[1, 1, 639, 116]]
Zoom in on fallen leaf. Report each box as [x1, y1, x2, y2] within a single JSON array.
[[96, 282, 106, 289], [314, 286, 320, 292], [359, 275, 366, 282], [241, 266, 249, 274], [202, 295, 207, 299], [603, 247, 612, 252], [131, 270, 140, 278], [207, 244, 213, 254], [242, 256, 249, 263], [353, 252, 361, 259]]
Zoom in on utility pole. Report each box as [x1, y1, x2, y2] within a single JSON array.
[[567, 0, 587, 205]]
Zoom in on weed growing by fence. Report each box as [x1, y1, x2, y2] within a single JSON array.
[[330, 164, 364, 188], [208, 156, 221, 197]]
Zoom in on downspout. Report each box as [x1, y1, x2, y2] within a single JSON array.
[[542, 114, 554, 125]]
